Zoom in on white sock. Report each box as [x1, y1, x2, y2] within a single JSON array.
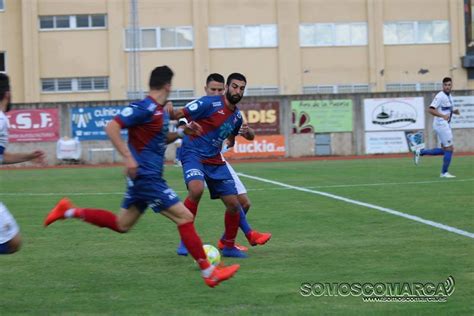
[[201, 265, 215, 278], [64, 208, 76, 218]]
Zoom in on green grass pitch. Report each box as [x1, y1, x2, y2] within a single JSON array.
[[0, 156, 473, 315]]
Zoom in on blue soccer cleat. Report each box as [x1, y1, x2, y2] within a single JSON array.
[[222, 246, 248, 258], [176, 240, 188, 256]]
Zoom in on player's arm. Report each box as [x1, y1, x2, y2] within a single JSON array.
[[1, 148, 46, 165], [169, 107, 186, 120], [166, 121, 203, 144], [452, 109, 460, 115], [428, 107, 450, 121], [239, 123, 255, 141], [105, 120, 138, 179], [226, 134, 237, 148]]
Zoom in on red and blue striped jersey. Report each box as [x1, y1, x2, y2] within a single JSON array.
[[114, 96, 169, 178], [182, 95, 243, 164]]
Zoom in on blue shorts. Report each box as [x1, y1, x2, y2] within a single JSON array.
[[121, 176, 180, 213], [182, 157, 237, 200]]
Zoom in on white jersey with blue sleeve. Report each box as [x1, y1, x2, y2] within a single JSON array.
[[430, 91, 454, 126], [0, 111, 9, 164]]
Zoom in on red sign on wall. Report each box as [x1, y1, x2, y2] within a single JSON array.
[[6, 109, 60, 142], [238, 102, 280, 134]]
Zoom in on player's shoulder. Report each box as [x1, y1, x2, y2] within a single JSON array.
[[434, 91, 447, 100], [198, 95, 223, 107], [123, 97, 157, 115]]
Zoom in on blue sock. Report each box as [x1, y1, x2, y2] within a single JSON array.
[[0, 242, 10, 254], [442, 151, 453, 174], [420, 148, 444, 156], [239, 208, 252, 235]]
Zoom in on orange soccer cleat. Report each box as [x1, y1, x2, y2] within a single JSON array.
[[246, 230, 272, 246], [217, 239, 248, 252], [44, 198, 74, 227], [203, 264, 240, 288]]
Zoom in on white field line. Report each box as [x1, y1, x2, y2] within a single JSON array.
[[1, 178, 473, 196], [237, 173, 474, 239]]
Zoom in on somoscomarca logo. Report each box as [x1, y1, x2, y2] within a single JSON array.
[[300, 276, 456, 303]]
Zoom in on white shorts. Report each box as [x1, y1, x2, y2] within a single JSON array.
[[433, 123, 454, 147], [225, 161, 247, 195], [0, 202, 20, 244]]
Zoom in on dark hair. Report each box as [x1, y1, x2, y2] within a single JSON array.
[[149, 66, 174, 90], [226, 73, 247, 86], [206, 73, 224, 85], [442, 77, 452, 84], [0, 73, 10, 101]]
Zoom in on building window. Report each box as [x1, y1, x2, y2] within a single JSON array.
[[385, 82, 442, 92], [125, 26, 193, 50], [127, 89, 194, 100], [300, 23, 368, 47], [303, 84, 370, 94], [0, 52, 5, 72], [39, 14, 107, 30], [0, 0, 5, 11], [244, 86, 280, 96], [208, 24, 278, 48], [384, 21, 449, 45], [41, 77, 109, 93]]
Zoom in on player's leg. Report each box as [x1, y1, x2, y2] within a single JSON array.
[[217, 163, 271, 249], [219, 194, 248, 258], [0, 203, 21, 254], [161, 203, 240, 287], [150, 181, 239, 287], [44, 177, 147, 232], [44, 197, 142, 233], [419, 126, 445, 157], [177, 159, 206, 256], [440, 127, 455, 177]]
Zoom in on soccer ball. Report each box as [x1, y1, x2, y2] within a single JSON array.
[[203, 244, 221, 266]]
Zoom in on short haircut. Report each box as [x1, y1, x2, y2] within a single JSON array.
[[149, 66, 174, 90], [442, 77, 452, 84], [206, 73, 224, 85], [226, 73, 247, 86], [0, 73, 10, 101]]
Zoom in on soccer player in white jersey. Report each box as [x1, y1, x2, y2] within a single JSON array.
[[414, 77, 460, 178], [0, 73, 46, 254]]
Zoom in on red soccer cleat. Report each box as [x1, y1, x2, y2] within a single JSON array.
[[217, 239, 248, 252], [44, 198, 74, 227], [203, 264, 240, 288], [246, 230, 272, 246]]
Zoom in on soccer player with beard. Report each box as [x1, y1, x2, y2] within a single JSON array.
[[171, 73, 258, 258], [175, 73, 271, 256]]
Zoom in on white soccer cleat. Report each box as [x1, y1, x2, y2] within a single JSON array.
[[413, 149, 421, 165], [440, 172, 456, 178]]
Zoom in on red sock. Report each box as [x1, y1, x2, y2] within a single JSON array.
[[178, 222, 210, 270], [184, 197, 199, 218], [222, 210, 240, 248], [74, 208, 123, 233]]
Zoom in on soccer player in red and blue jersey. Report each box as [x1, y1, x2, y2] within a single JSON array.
[[175, 73, 271, 256], [44, 66, 239, 287], [172, 73, 256, 258]]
